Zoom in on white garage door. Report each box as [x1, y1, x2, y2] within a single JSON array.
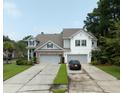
[[67, 54, 88, 64], [39, 55, 61, 63]]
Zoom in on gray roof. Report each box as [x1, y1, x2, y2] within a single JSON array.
[[35, 28, 97, 49], [62, 28, 82, 38], [63, 28, 97, 40], [35, 34, 63, 48]]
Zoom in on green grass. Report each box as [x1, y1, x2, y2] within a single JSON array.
[[3, 60, 31, 81], [54, 64, 68, 84], [96, 65, 120, 79], [52, 89, 66, 93]]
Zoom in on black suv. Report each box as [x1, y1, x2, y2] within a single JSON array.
[[68, 60, 81, 70]]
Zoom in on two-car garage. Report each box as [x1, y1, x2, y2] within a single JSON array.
[[67, 54, 88, 64]]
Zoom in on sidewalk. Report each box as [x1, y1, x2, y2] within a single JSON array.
[[4, 63, 60, 93], [83, 64, 120, 93]]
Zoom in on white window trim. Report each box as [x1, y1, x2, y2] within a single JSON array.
[[81, 40, 87, 46], [75, 40, 87, 47], [75, 40, 80, 47]]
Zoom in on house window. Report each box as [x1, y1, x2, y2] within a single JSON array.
[[29, 41, 33, 45], [75, 40, 80, 46], [81, 40, 86, 46], [29, 41, 35, 46], [47, 42, 53, 48]]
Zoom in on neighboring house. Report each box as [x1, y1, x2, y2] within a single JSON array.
[[25, 28, 97, 64], [3, 51, 15, 60]]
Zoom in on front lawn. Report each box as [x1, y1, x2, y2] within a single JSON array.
[[53, 64, 68, 84], [96, 65, 120, 79], [3, 60, 31, 81]]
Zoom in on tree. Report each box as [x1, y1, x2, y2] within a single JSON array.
[[84, 0, 120, 66], [15, 40, 27, 58], [3, 41, 15, 63], [22, 35, 32, 40], [3, 35, 11, 42]]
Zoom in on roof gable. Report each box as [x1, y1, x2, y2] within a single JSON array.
[[35, 34, 63, 47], [62, 28, 97, 40], [35, 40, 64, 51], [62, 28, 82, 38]]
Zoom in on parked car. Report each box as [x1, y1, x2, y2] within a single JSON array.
[[68, 60, 81, 70]]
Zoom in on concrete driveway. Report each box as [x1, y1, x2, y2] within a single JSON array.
[[68, 64, 120, 93], [4, 63, 60, 93]]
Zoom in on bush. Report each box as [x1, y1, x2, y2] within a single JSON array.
[[31, 57, 36, 63], [16, 59, 23, 65], [27, 61, 34, 65], [16, 58, 33, 65], [61, 57, 65, 64], [114, 61, 120, 66], [91, 61, 98, 65], [99, 56, 108, 64]]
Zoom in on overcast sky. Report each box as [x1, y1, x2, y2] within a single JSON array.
[[3, 0, 98, 41]]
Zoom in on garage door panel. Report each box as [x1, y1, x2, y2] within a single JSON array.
[[67, 55, 87, 64], [40, 55, 60, 63]]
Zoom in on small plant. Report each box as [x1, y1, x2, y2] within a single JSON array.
[[59, 57, 65, 64]]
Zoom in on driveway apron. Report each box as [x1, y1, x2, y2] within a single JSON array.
[[4, 63, 60, 93]]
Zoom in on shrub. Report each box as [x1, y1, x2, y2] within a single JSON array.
[[16, 59, 25, 65], [114, 61, 120, 66], [91, 61, 98, 65], [99, 56, 108, 64], [16, 59, 23, 65], [27, 61, 34, 65], [16, 58, 33, 65], [61, 57, 65, 64], [31, 57, 36, 63]]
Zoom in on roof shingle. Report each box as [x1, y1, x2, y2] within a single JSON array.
[[62, 28, 82, 38], [35, 34, 63, 48]]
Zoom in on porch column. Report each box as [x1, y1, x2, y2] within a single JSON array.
[[31, 49, 34, 58], [28, 49, 30, 61], [63, 53, 67, 63], [36, 51, 39, 63]]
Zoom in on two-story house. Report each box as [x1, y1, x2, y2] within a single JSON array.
[[25, 28, 97, 64]]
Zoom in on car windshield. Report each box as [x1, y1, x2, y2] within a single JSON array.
[[69, 60, 80, 64]]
